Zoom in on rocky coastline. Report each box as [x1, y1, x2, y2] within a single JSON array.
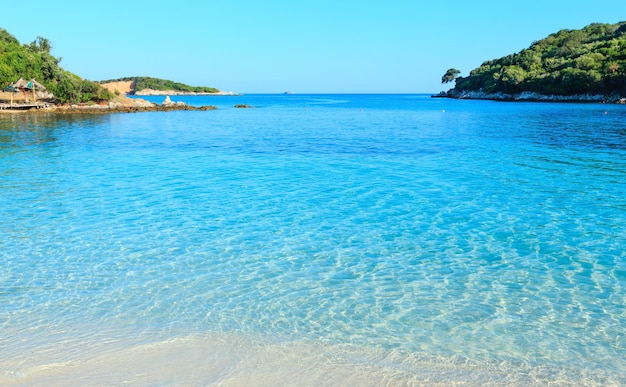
[[433, 89, 626, 104], [0, 95, 217, 114]]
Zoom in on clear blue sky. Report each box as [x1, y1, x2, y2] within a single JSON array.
[[1, 1, 625, 93]]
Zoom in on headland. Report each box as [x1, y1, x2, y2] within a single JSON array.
[[99, 80, 239, 97], [437, 22, 626, 104]]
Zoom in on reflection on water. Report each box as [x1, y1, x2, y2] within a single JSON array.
[[0, 113, 111, 148]]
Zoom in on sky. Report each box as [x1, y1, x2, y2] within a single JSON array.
[[1, 1, 625, 93]]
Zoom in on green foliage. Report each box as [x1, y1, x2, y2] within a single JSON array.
[[0, 28, 19, 45], [28, 36, 52, 54], [441, 68, 461, 83], [448, 22, 626, 96], [0, 27, 113, 103], [100, 76, 220, 93], [47, 72, 113, 104], [135, 77, 219, 93]]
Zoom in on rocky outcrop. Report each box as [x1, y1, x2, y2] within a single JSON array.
[[28, 95, 216, 114], [434, 89, 625, 103], [2, 93, 219, 114], [53, 102, 217, 114]]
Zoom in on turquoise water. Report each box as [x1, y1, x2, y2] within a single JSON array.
[[1, 94, 625, 384]]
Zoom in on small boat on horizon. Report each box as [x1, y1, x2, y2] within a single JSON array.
[[283, 91, 294, 95]]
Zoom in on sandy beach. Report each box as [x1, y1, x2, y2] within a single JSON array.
[[0, 332, 552, 386]]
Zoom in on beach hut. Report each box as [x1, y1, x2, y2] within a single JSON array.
[[10, 78, 47, 102]]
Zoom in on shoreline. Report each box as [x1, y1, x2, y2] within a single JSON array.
[[0, 104, 218, 114], [0, 95, 218, 114], [3, 331, 621, 386], [433, 90, 626, 104]]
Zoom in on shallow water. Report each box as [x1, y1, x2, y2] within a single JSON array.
[[1, 95, 625, 385]]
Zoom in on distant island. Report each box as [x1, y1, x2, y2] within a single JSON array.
[[98, 77, 238, 96], [437, 22, 626, 103]]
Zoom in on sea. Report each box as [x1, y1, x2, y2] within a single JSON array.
[[1, 94, 625, 385]]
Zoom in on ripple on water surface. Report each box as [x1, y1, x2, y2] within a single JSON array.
[[1, 96, 626, 384]]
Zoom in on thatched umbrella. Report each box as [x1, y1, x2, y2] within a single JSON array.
[[11, 78, 29, 102], [10, 78, 47, 102]]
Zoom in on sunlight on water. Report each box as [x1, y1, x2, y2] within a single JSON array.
[[1, 95, 625, 385]]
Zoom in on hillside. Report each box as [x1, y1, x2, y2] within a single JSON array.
[[441, 22, 626, 100], [99, 77, 220, 95], [0, 28, 113, 103]]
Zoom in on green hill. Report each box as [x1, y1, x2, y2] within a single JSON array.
[[443, 22, 626, 99], [0, 28, 113, 103], [99, 76, 219, 94]]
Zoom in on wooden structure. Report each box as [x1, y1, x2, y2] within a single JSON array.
[[0, 101, 50, 110], [3, 78, 46, 101], [11, 78, 47, 101], [1, 78, 51, 110]]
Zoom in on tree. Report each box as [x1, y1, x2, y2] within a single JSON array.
[[445, 21, 626, 97], [441, 68, 461, 83], [28, 36, 52, 54], [499, 65, 527, 93]]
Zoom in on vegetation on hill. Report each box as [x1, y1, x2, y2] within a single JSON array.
[[0, 28, 113, 103], [444, 22, 626, 97], [99, 76, 219, 94]]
